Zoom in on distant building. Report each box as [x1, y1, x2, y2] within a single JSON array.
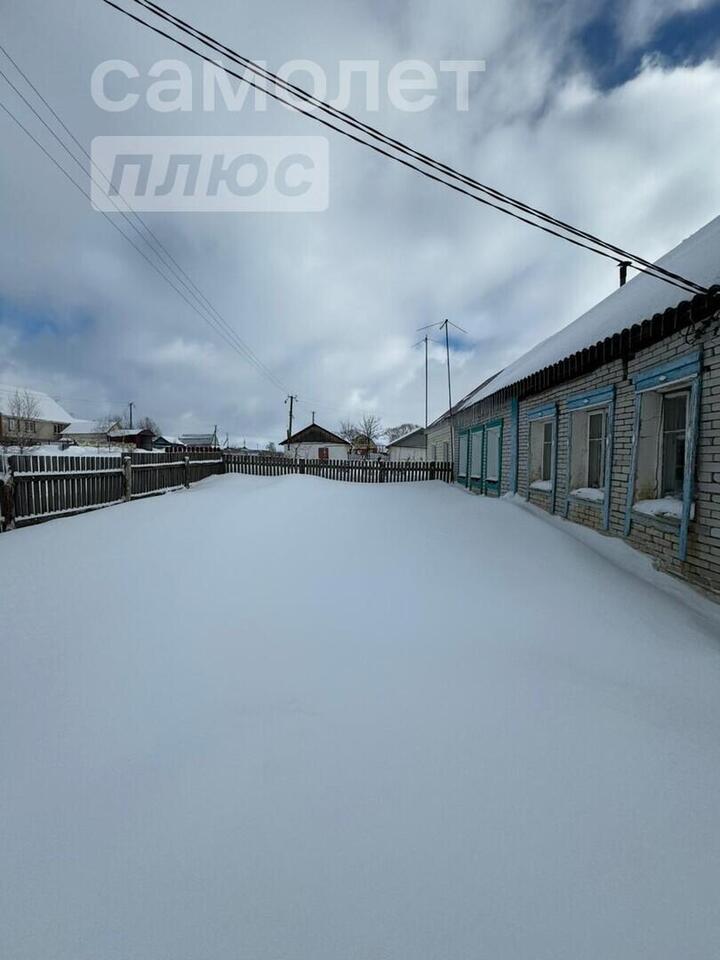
[[62, 419, 120, 446], [178, 429, 219, 449], [0, 384, 72, 445], [107, 427, 155, 451], [387, 427, 427, 462], [281, 423, 351, 460]]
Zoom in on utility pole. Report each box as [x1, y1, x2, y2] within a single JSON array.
[[128, 401, 134, 429], [441, 319, 454, 474], [414, 332, 430, 456], [285, 395, 297, 440], [424, 335, 429, 453], [418, 319, 466, 474]]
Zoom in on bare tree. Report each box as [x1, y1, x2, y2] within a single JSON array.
[[385, 423, 420, 443], [265, 441, 277, 453], [338, 419, 358, 442], [8, 390, 40, 453], [356, 413, 383, 457], [138, 416, 160, 435]]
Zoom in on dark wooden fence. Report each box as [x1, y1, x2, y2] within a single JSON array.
[[0, 451, 224, 530], [0, 451, 451, 532], [225, 456, 453, 483]]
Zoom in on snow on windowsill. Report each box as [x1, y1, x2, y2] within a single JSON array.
[[633, 498, 694, 523], [569, 487, 605, 504], [529, 480, 552, 493]]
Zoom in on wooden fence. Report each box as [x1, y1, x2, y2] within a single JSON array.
[[0, 451, 224, 530], [225, 455, 453, 483], [0, 452, 451, 532]]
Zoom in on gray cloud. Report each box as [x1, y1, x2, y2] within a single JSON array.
[[1, 0, 719, 444]]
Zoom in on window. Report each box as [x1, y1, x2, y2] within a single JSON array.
[[6, 418, 16, 432], [587, 411, 606, 488], [661, 393, 687, 497], [541, 421, 553, 481], [54, 423, 64, 435], [25, 420, 36, 433], [486, 426, 500, 482], [458, 433, 468, 476], [318, 446, 329, 461], [528, 411, 556, 490], [470, 430, 482, 479]]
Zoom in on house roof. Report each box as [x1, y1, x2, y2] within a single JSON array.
[[178, 433, 217, 446], [387, 427, 426, 447], [63, 419, 110, 436], [427, 373, 501, 428], [280, 423, 350, 446], [0, 384, 72, 423], [460, 213, 720, 410], [108, 428, 154, 439]]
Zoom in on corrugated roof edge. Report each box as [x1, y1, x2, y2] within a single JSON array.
[[466, 286, 720, 409]]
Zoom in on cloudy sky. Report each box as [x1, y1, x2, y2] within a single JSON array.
[[1, 0, 720, 444]]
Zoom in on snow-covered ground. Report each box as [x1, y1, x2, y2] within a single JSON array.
[[2, 475, 720, 960]]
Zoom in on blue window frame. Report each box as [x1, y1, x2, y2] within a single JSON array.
[[565, 385, 615, 530], [625, 351, 702, 561]]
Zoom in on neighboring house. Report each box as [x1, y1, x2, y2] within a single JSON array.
[[350, 434, 383, 458], [387, 427, 427, 461], [107, 427, 155, 451], [425, 375, 499, 463], [445, 212, 720, 597], [62, 419, 120, 446], [178, 430, 219, 449], [153, 435, 182, 449], [0, 384, 72, 445], [281, 423, 351, 460]]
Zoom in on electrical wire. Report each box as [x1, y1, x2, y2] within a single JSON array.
[[0, 47, 292, 395], [100, 0, 707, 297]]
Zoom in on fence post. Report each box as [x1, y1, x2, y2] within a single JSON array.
[[184, 455, 191, 489], [1, 464, 16, 531], [429, 460, 436, 480], [379, 461, 386, 483], [122, 455, 132, 502], [299, 458, 306, 475]]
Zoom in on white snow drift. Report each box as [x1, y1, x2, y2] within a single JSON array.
[[2, 474, 720, 960]]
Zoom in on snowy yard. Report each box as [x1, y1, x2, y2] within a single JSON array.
[[3, 474, 720, 960]]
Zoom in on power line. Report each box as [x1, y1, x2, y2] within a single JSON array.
[[0, 46, 292, 396], [99, 0, 707, 297]]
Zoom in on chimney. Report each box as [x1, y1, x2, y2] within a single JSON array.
[[618, 261, 631, 287]]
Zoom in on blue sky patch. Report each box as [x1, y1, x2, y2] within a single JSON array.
[[579, 1, 720, 90]]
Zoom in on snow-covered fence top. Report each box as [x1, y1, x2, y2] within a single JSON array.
[[0, 451, 224, 529], [225, 455, 453, 484]]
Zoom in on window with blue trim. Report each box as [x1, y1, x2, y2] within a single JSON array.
[[529, 415, 555, 490], [569, 408, 607, 496], [628, 351, 701, 532]]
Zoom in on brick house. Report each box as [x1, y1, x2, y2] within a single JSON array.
[[446, 214, 720, 597]]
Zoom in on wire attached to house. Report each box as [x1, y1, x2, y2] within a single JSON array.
[[100, 0, 707, 297]]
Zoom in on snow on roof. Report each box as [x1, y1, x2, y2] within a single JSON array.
[[108, 428, 153, 438], [0, 384, 72, 423], [460, 214, 720, 409], [63, 419, 106, 436], [387, 427, 426, 447]]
